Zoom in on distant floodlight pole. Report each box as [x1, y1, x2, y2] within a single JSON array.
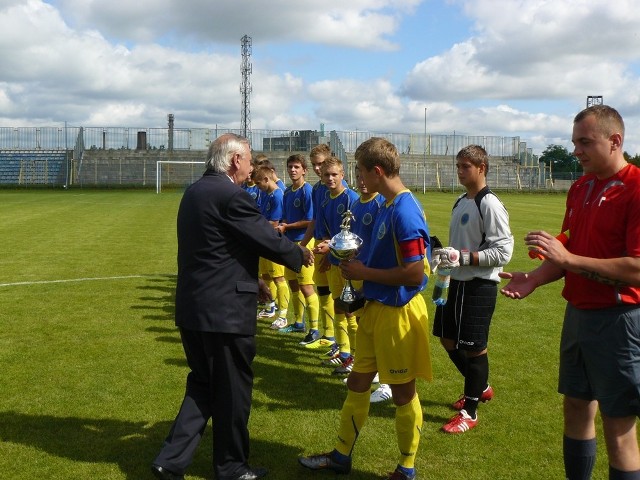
[[586, 95, 603, 108], [240, 35, 252, 145]]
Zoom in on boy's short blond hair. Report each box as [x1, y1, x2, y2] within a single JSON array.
[[319, 156, 344, 175], [355, 137, 400, 177]]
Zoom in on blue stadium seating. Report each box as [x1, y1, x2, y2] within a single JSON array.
[[0, 151, 67, 185]]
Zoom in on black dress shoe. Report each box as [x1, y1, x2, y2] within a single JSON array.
[[151, 464, 185, 480], [234, 467, 268, 479]]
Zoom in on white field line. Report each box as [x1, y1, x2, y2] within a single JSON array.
[[0, 274, 176, 288]]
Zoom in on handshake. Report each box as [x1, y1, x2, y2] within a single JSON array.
[[431, 247, 470, 271]]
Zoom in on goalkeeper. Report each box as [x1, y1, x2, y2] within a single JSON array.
[[431, 145, 513, 434]]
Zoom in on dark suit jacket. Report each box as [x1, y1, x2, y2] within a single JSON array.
[[175, 171, 303, 335]]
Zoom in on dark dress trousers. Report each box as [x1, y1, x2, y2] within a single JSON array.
[[154, 171, 303, 479]]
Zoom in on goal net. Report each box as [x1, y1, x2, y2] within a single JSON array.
[[156, 160, 206, 193]]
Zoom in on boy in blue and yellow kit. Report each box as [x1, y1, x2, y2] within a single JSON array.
[[314, 156, 360, 375], [253, 166, 290, 329], [299, 137, 433, 480], [276, 154, 320, 338]]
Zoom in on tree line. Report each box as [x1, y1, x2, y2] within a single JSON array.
[[539, 144, 640, 173]]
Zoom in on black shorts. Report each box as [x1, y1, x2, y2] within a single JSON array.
[[432, 278, 497, 351], [559, 303, 640, 417]]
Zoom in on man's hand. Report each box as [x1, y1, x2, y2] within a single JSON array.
[[300, 245, 314, 267], [313, 240, 329, 255], [432, 247, 460, 269], [339, 259, 366, 281], [498, 272, 538, 299], [257, 279, 272, 303]]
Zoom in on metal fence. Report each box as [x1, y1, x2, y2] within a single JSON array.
[[0, 125, 536, 159], [0, 124, 553, 190]]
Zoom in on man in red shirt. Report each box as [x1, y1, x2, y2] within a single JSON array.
[[500, 105, 640, 480]]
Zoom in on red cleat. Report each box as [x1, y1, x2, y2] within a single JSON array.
[[451, 385, 494, 410], [442, 410, 478, 434]]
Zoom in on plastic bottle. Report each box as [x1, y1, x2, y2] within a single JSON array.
[[431, 268, 451, 306]]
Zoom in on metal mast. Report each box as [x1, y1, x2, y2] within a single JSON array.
[[240, 35, 252, 143]]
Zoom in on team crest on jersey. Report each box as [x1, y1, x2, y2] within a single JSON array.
[[362, 213, 373, 225], [377, 221, 387, 239], [294, 198, 301, 208], [250, 192, 257, 199], [461, 213, 469, 225]]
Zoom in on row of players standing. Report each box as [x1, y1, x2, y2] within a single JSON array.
[[243, 146, 396, 400], [243, 139, 515, 479]]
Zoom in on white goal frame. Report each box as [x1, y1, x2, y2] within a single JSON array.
[[156, 160, 205, 193]]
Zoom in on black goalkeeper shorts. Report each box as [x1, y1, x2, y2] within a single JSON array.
[[432, 277, 497, 351]]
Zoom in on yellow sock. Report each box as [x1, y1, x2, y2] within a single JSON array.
[[305, 292, 319, 330], [267, 278, 277, 304], [395, 394, 423, 469], [334, 312, 349, 354], [276, 279, 290, 317], [319, 294, 335, 338], [335, 389, 370, 456], [291, 289, 305, 323], [347, 315, 358, 354]]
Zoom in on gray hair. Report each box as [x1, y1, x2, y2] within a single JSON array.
[[205, 133, 250, 173]]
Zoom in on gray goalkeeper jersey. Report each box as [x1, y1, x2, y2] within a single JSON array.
[[448, 190, 514, 282]]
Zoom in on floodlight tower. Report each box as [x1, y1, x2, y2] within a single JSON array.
[[240, 35, 252, 143], [586, 95, 603, 107]]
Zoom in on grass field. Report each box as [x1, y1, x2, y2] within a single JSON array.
[[0, 189, 612, 479]]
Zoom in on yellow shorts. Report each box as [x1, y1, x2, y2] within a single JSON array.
[[313, 250, 330, 288], [327, 264, 346, 300], [259, 257, 285, 279], [352, 295, 432, 384], [285, 240, 315, 285]]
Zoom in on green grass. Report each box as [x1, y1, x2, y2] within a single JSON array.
[[0, 190, 611, 479]]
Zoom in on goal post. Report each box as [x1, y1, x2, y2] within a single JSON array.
[[156, 160, 206, 193]]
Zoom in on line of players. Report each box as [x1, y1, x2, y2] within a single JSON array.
[[242, 145, 393, 403]]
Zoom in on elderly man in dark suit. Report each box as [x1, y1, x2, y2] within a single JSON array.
[[152, 133, 313, 480]]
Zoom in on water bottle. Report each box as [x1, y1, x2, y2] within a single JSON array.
[[431, 268, 451, 306]]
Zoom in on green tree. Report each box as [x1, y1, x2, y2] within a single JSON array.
[[539, 144, 577, 173], [624, 151, 640, 167]]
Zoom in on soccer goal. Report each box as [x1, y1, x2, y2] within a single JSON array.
[[156, 160, 206, 193]]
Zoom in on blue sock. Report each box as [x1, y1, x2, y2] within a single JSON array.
[[340, 352, 351, 360], [330, 449, 351, 464], [396, 465, 415, 478], [294, 322, 305, 328]]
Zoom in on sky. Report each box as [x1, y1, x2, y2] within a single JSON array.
[[1, 0, 640, 156]]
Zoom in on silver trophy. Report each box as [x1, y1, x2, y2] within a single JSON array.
[[328, 210, 366, 313]]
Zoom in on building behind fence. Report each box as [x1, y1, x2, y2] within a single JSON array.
[[0, 124, 570, 191]]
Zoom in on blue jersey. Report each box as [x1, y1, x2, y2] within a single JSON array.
[[282, 182, 313, 242], [364, 190, 430, 307], [317, 187, 360, 266], [312, 179, 348, 240], [276, 178, 286, 191], [242, 182, 264, 209], [260, 187, 284, 223], [351, 193, 384, 263]]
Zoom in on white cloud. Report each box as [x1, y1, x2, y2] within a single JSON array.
[[2, 0, 640, 156]]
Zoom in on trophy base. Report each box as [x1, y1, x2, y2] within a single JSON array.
[[335, 296, 366, 314]]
